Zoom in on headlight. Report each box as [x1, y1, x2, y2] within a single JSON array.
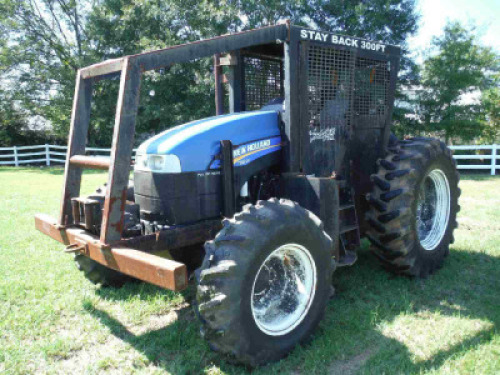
[[149, 155, 165, 170], [134, 153, 181, 173]]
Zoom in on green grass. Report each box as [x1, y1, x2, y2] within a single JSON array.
[[0, 167, 499, 374]]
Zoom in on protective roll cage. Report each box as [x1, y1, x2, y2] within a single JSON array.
[[35, 22, 400, 291]]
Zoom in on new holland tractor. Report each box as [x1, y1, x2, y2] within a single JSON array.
[[35, 23, 460, 366]]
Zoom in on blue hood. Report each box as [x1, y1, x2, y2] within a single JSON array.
[[137, 111, 281, 172]]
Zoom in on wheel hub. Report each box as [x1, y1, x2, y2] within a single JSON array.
[[251, 244, 317, 336], [416, 169, 451, 250]]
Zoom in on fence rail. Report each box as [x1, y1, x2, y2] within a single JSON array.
[[0, 144, 498, 175], [0, 144, 137, 167], [449, 144, 498, 175]]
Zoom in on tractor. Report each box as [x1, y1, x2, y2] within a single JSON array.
[[35, 22, 460, 366]]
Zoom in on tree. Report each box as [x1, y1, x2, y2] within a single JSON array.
[[86, 0, 421, 141], [477, 71, 500, 144], [0, 100, 28, 146], [0, 91, 52, 146], [1, 0, 420, 146], [85, 0, 244, 145], [308, 0, 419, 84], [419, 22, 499, 143], [0, 0, 91, 144]]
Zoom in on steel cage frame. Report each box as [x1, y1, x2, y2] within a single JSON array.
[[36, 23, 401, 291], [60, 24, 289, 245], [61, 23, 401, 245]]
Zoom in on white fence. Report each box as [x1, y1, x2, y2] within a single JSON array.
[[0, 144, 137, 167], [449, 144, 498, 176], [0, 144, 498, 175]]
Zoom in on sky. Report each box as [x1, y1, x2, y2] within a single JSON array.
[[409, 0, 500, 61]]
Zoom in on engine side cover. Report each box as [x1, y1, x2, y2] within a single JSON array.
[[136, 111, 281, 172]]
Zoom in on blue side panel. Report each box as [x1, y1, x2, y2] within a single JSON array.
[[137, 111, 281, 172]]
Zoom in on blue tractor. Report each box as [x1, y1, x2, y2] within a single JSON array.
[[35, 23, 460, 366]]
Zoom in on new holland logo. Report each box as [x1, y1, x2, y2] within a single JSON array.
[[233, 139, 271, 160], [233, 138, 282, 166]]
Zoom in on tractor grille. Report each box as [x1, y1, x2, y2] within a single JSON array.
[[243, 56, 283, 110]]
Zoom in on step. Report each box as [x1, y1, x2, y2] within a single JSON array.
[[340, 224, 359, 234], [337, 250, 357, 267]]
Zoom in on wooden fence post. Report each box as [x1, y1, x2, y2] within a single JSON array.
[[492, 144, 497, 176], [13, 146, 18, 167]]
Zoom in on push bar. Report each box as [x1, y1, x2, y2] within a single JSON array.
[[34, 214, 188, 291], [69, 155, 111, 170]]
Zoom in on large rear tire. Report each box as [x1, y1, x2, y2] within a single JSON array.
[[195, 198, 333, 366], [365, 137, 460, 277]]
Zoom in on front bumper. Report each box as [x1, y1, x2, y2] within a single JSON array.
[[34, 214, 188, 291]]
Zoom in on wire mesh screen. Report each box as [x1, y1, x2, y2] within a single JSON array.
[[243, 56, 283, 110], [353, 57, 390, 123], [304, 44, 391, 176], [307, 46, 354, 139], [306, 45, 355, 176]]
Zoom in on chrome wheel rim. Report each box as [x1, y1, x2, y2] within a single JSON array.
[[251, 244, 317, 336], [416, 169, 451, 250]]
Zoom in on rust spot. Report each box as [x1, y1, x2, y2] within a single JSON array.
[[284, 254, 291, 266], [107, 188, 128, 236]]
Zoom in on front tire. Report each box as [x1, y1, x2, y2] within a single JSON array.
[[195, 198, 333, 366], [74, 253, 135, 287], [74, 182, 138, 287], [365, 137, 460, 277]]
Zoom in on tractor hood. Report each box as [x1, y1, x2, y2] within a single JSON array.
[[136, 111, 281, 172]]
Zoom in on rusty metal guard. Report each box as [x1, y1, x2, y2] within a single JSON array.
[[35, 214, 188, 291]]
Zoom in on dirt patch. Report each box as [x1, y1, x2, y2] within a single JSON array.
[[328, 348, 376, 375]]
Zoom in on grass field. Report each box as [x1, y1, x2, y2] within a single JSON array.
[[0, 167, 499, 374]]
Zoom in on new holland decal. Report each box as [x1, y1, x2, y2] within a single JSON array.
[[233, 136, 282, 166], [209, 136, 282, 169]]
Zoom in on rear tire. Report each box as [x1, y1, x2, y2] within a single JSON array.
[[195, 198, 333, 366], [365, 136, 460, 277]]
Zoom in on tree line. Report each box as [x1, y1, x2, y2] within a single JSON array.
[[0, 0, 498, 146], [394, 22, 499, 144]]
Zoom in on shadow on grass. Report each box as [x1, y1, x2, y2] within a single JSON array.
[[82, 244, 500, 374], [95, 278, 196, 304]]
